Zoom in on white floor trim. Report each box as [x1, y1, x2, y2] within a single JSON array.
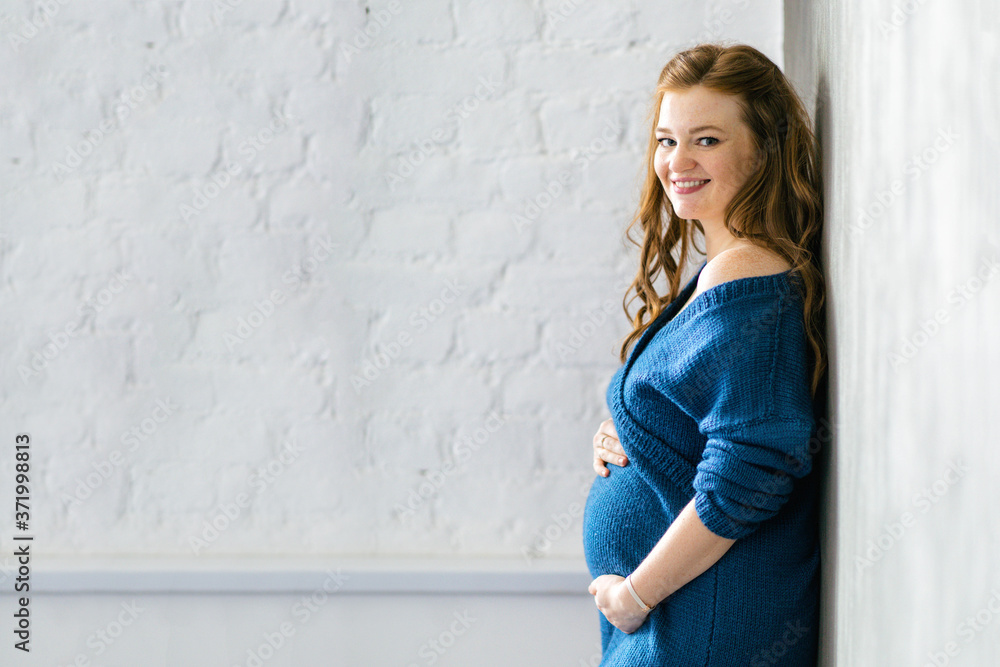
[[16, 557, 593, 594]]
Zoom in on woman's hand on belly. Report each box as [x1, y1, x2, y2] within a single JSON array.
[[588, 574, 650, 633], [593, 418, 628, 477]]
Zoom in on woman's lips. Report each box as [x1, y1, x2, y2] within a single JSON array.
[[672, 179, 710, 194]]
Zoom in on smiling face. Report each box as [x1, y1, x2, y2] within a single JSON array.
[[653, 85, 761, 226]]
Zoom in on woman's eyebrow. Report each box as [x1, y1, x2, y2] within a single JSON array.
[[655, 124, 727, 133]]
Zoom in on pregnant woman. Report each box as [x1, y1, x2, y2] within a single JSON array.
[[583, 43, 827, 665]]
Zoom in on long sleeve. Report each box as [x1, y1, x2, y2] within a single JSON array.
[[666, 288, 816, 540], [693, 413, 814, 539]]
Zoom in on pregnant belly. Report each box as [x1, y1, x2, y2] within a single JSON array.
[[582, 462, 674, 578]]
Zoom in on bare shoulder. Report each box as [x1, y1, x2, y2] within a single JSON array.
[[697, 244, 793, 292]]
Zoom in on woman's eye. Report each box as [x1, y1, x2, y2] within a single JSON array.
[[657, 137, 718, 147]]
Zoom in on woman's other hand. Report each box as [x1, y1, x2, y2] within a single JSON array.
[[593, 418, 627, 477], [588, 574, 650, 634]]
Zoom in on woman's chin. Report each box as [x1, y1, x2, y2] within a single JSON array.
[[669, 205, 713, 224], [672, 206, 698, 220]]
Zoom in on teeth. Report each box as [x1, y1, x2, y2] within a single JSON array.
[[674, 180, 709, 188]]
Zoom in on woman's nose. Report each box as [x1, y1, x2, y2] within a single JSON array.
[[668, 146, 696, 173]]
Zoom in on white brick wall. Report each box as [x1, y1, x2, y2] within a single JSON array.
[[0, 0, 783, 565]]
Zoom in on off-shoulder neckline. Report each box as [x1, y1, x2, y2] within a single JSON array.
[[624, 261, 796, 370], [666, 261, 795, 329], [625, 260, 794, 372]]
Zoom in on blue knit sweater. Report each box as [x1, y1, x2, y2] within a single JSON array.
[[583, 261, 820, 666]]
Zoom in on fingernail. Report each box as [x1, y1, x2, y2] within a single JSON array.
[[619, 458, 626, 465]]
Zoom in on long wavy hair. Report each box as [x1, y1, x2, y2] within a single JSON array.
[[619, 43, 827, 399]]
